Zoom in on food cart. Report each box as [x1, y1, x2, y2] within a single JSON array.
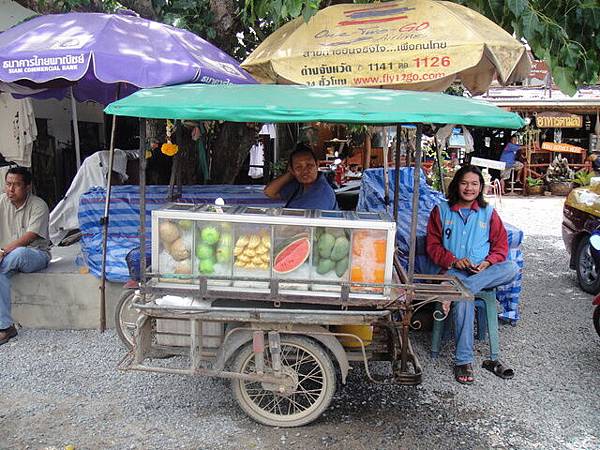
[[104, 84, 524, 427]]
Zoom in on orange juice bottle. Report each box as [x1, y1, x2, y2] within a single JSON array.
[[350, 266, 364, 282], [373, 240, 386, 264], [373, 267, 385, 283]]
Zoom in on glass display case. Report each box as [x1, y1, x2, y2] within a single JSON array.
[[151, 204, 396, 298]]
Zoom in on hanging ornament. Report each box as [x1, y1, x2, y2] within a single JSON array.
[[161, 119, 179, 156]]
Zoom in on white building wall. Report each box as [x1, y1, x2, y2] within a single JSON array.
[[32, 98, 105, 149]]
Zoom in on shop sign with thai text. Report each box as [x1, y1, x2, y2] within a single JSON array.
[[536, 113, 582, 128], [541, 142, 585, 154]]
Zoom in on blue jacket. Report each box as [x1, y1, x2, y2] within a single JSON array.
[[437, 201, 494, 265]]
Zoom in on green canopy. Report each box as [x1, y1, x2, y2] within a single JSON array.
[[105, 84, 524, 129]]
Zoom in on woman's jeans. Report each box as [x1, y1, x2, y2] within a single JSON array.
[[446, 260, 519, 366], [0, 247, 51, 329]]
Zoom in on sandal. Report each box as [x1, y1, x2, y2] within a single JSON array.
[[482, 359, 515, 380], [454, 363, 474, 385]]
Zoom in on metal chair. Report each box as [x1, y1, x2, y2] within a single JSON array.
[[431, 289, 500, 361]]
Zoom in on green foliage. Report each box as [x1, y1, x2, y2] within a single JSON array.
[[243, 0, 320, 27], [444, 83, 465, 96], [526, 176, 544, 187], [270, 158, 289, 177], [345, 124, 371, 147], [455, 0, 600, 95], [573, 169, 593, 187]]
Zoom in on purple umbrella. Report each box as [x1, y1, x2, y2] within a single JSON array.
[[0, 11, 255, 167], [0, 11, 255, 102], [0, 11, 255, 331]]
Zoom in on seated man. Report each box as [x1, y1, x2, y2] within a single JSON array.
[[426, 165, 518, 384], [0, 167, 51, 345], [499, 135, 524, 194], [264, 143, 338, 210]]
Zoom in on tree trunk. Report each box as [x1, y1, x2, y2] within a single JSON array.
[[209, 123, 258, 184]]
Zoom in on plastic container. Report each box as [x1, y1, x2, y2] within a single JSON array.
[[333, 324, 373, 348]]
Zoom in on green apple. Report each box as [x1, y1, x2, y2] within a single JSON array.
[[200, 226, 220, 245], [198, 258, 215, 274], [195, 243, 213, 259]]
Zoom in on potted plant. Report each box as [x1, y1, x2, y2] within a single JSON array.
[[572, 169, 593, 187], [525, 176, 544, 195], [545, 155, 574, 195]]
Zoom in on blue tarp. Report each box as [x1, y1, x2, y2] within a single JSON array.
[[78, 185, 280, 283], [357, 167, 523, 322]]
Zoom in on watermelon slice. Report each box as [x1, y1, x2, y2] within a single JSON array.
[[273, 237, 311, 274]]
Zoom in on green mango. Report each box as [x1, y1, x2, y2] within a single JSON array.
[[215, 245, 231, 263], [335, 257, 349, 277], [219, 232, 233, 248], [318, 233, 335, 259], [317, 258, 335, 275], [330, 236, 350, 262], [327, 227, 346, 238]]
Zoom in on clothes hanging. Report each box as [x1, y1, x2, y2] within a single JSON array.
[[248, 142, 264, 179]]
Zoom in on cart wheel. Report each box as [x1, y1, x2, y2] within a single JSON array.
[[115, 290, 138, 349], [231, 335, 336, 427]]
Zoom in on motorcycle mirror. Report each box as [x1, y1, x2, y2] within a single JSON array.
[[590, 233, 600, 251]]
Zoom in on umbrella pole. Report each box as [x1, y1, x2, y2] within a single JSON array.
[[99, 83, 122, 332], [99, 114, 118, 332], [70, 86, 82, 170], [393, 125, 401, 221], [407, 124, 423, 283], [382, 126, 390, 212], [139, 120, 147, 291]]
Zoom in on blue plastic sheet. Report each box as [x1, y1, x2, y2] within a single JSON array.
[[78, 185, 281, 283], [356, 167, 523, 322]]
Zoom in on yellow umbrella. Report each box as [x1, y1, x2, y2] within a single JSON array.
[[242, 1, 530, 94]]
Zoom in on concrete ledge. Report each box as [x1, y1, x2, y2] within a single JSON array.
[[9, 244, 125, 330], [12, 272, 123, 330]]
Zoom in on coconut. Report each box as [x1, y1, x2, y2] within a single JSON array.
[[169, 237, 190, 261], [174, 260, 192, 274], [159, 221, 180, 244]]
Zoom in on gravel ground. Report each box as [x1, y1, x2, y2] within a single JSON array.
[[1, 196, 599, 450]]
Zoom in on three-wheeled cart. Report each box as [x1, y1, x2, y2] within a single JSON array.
[[104, 84, 524, 427]]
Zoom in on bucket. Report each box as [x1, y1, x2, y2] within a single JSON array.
[[333, 325, 373, 348]]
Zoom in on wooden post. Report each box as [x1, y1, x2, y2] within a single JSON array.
[[363, 133, 372, 170]]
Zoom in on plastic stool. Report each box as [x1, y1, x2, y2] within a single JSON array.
[[431, 289, 500, 360], [508, 168, 523, 194]]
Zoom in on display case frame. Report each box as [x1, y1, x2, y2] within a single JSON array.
[[151, 203, 397, 305]]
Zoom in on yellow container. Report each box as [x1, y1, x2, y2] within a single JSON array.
[[333, 325, 373, 348]]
